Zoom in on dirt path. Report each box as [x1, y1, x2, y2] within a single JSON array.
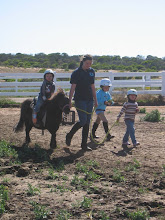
[[0, 106, 165, 219]]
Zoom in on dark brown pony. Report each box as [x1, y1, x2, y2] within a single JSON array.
[[14, 89, 70, 149]]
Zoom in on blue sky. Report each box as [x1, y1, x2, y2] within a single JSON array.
[[0, 0, 165, 58]]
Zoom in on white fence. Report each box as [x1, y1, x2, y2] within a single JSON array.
[[0, 71, 165, 97]]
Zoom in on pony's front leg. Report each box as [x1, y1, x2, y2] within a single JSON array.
[[50, 133, 57, 149]]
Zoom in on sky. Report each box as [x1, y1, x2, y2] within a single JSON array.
[[0, 0, 165, 58]]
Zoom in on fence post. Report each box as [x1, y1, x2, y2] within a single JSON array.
[[145, 74, 151, 90], [16, 78, 18, 93], [142, 75, 145, 90], [109, 71, 113, 93], [161, 71, 165, 97]]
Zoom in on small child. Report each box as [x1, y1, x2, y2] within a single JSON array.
[[32, 69, 55, 124], [116, 89, 140, 147], [92, 78, 115, 141]]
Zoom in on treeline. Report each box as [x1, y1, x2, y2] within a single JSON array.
[[0, 53, 165, 72]]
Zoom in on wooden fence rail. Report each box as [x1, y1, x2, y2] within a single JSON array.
[[0, 71, 165, 97]]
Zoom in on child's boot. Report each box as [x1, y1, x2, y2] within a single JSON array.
[[32, 112, 37, 124], [92, 122, 99, 138], [103, 122, 115, 141]]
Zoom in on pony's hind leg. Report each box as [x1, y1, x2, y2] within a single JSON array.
[[25, 123, 32, 144]]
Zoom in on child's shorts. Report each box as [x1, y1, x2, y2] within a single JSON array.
[[95, 110, 105, 115]]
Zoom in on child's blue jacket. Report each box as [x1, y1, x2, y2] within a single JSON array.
[[96, 89, 113, 111]]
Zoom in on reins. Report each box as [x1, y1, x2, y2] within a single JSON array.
[[62, 104, 70, 112], [73, 103, 118, 145]]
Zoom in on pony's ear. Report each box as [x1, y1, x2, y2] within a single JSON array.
[[57, 88, 64, 94], [49, 88, 65, 100], [65, 91, 69, 97]]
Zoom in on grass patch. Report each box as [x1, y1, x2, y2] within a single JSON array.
[[125, 209, 150, 220], [125, 159, 141, 172], [137, 94, 165, 106], [0, 140, 18, 159], [0, 184, 9, 215], [112, 168, 125, 183], [0, 98, 18, 107], [26, 183, 40, 196], [56, 209, 72, 220], [29, 201, 50, 220]]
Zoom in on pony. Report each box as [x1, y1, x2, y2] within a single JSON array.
[[14, 89, 70, 149]]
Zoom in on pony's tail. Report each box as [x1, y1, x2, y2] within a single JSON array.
[[13, 116, 24, 132], [13, 100, 30, 132]]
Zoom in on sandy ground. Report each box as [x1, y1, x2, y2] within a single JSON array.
[[0, 105, 165, 219]]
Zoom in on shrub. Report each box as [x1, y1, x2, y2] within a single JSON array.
[[139, 108, 146, 113], [143, 109, 161, 122]]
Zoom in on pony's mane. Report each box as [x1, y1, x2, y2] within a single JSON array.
[[49, 88, 65, 101]]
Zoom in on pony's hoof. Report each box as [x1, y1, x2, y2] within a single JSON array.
[[48, 149, 53, 154], [25, 139, 31, 144]]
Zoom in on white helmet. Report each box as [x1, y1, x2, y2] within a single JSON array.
[[44, 69, 54, 79], [127, 89, 137, 96], [100, 78, 112, 87]]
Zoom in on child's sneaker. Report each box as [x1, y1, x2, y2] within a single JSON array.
[[122, 142, 130, 146], [133, 142, 140, 147]]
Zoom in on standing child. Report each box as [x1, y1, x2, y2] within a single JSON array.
[[32, 69, 55, 124], [116, 89, 140, 147], [92, 78, 115, 141]]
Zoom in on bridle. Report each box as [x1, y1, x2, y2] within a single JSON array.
[[62, 104, 70, 112]]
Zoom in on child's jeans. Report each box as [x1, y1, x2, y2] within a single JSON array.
[[123, 119, 136, 144], [75, 100, 93, 126], [34, 96, 44, 113]]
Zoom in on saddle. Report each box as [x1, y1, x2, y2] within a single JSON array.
[[30, 97, 47, 129]]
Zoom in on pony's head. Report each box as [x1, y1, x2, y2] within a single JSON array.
[[50, 88, 70, 114]]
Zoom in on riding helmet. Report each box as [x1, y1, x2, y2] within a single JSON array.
[[44, 69, 54, 79], [100, 78, 112, 87], [127, 89, 137, 96]]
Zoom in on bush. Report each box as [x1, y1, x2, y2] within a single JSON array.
[[143, 109, 161, 122], [139, 108, 146, 113]]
